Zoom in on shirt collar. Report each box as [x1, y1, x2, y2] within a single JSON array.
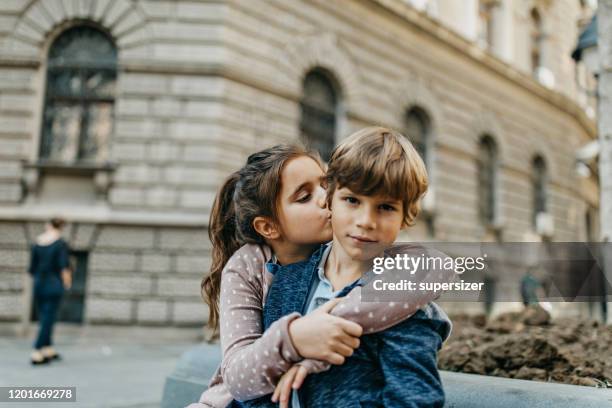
[[316, 242, 333, 283], [317, 243, 365, 297], [265, 254, 281, 275]]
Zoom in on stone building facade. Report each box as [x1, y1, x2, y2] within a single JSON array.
[[0, 0, 599, 326]]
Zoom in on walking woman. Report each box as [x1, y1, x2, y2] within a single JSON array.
[[28, 217, 72, 365]]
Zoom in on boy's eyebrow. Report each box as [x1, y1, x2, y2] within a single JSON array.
[[379, 196, 401, 202], [340, 188, 401, 204], [382, 199, 402, 205]]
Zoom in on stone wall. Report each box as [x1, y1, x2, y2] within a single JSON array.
[[0, 220, 210, 325], [0, 0, 599, 324], [218, 0, 597, 242]]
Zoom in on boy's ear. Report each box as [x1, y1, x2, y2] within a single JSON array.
[[252, 216, 281, 240]]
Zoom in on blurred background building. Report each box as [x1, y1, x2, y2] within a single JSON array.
[[0, 0, 600, 327]]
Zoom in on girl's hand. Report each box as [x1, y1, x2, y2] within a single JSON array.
[[288, 298, 362, 365], [271, 365, 308, 408]]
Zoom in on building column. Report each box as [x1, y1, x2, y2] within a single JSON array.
[[437, 0, 478, 42], [463, 0, 479, 41], [528, 7, 555, 88], [492, 0, 514, 62]]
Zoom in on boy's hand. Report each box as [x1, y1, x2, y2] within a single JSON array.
[[271, 364, 308, 408], [288, 298, 362, 365]]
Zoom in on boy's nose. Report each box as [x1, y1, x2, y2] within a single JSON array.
[[356, 209, 376, 230]]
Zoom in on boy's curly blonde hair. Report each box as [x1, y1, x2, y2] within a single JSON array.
[[325, 126, 428, 226]]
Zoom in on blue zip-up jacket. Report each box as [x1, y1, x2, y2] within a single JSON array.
[[240, 244, 450, 408]]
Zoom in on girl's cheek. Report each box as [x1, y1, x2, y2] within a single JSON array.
[[293, 204, 315, 219], [306, 201, 321, 214]]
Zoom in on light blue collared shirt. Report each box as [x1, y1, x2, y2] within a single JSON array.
[[292, 243, 337, 408], [304, 243, 341, 313]]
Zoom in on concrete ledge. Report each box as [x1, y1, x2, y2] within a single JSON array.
[[162, 343, 221, 408], [165, 344, 612, 408], [441, 371, 612, 408]]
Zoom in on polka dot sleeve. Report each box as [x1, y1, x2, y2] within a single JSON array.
[[296, 245, 457, 375], [217, 244, 303, 401]]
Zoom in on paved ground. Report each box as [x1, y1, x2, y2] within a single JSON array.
[[0, 323, 220, 408], [3, 322, 610, 408]]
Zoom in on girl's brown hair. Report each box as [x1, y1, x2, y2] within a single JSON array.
[[202, 144, 321, 329]]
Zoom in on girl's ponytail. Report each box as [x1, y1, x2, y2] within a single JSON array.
[[202, 144, 322, 331], [202, 171, 241, 330]]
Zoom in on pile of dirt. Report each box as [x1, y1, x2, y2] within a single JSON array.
[[438, 306, 612, 388]]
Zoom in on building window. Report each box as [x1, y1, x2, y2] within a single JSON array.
[[532, 155, 547, 226], [404, 107, 430, 168], [478, 135, 498, 225], [40, 26, 117, 164], [530, 8, 543, 74], [478, 0, 497, 50], [299, 69, 338, 162]]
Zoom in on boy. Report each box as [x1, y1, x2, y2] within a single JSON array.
[[245, 127, 450, 408]]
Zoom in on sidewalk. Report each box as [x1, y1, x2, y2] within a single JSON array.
[[0, 323, 219, 408]]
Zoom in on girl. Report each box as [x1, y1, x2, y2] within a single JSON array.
[[192, 144, 452, 408]]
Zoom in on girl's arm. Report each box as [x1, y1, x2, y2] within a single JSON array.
[[218, 244, 303, 400], [218, 244, 361, 402], [296, 245, 456, 374]]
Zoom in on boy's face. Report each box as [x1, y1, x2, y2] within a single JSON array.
[[330, 186, 404, 261]]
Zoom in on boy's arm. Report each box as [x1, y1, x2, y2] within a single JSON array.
[[297, 245, 455, 375], [219, 245, 303, 401], [378, 308, 447, 408]]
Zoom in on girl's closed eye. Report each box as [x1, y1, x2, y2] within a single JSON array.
[[296, 191, 312, 203]]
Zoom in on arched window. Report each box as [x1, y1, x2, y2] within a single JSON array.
[[478, 135, 498, 225], [404, 107, 430, 168], [40, 26, 117, 163], [530, 8, 543, 73], [299, 69, 338, 162], [532, 155, 547, 226]]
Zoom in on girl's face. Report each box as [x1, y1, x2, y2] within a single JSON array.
[[276, 156, 332, 245]]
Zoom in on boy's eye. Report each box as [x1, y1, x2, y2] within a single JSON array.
[[380, 204, 397, 212], [343, 196, 359, 204]]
